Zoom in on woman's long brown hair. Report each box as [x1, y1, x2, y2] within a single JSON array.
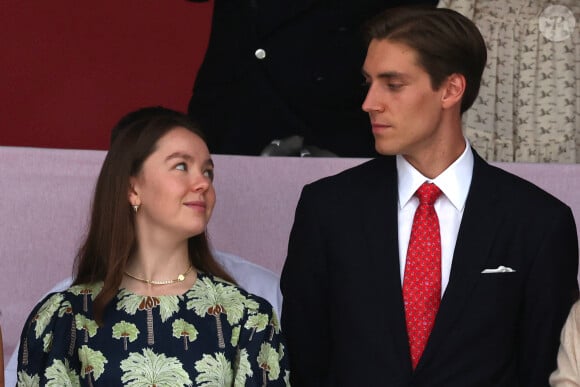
[[73, 107, 236, 325]]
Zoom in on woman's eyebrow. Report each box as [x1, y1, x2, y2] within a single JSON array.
[[165, 152, 193, 162]]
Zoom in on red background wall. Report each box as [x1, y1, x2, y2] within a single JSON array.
[[1, 1, 213, 150]]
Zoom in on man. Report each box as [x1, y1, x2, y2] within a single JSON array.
[[187, 0, 436, 157], [281, 7, 579, 386]]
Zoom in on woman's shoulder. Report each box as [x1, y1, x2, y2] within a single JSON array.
[[559, 300, 580, 345], [62, 282, 104, 303], [192, 272, 276, 314], [21, 289, 83, 353], [568, 300, 580, 325], [29, 291, 69, 319], [63, 282, 104, 298], [27, 282, 104, 319]]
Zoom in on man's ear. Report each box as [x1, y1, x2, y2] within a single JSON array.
[[441, 73, 466, 110]]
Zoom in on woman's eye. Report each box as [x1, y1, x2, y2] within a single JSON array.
[[175, 162, 187, 171], [203, 169, 214, 181]]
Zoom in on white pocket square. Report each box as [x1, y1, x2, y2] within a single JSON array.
[[481, 266, 516, 274]]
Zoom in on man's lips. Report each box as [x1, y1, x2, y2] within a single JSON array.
[[371, 123, 392, 133]]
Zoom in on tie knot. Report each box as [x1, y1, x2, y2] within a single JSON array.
[[416, 182, 442, 205]]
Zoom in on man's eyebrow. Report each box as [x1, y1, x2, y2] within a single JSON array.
[[379, 71, 407, 79], [361, 69, 407, 80]]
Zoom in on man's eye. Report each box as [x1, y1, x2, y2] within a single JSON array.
[[388, 83, 403, 91], [175, 163, 187, 171]]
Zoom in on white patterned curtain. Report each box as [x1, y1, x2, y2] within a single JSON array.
[[438, 0, 580, 163]]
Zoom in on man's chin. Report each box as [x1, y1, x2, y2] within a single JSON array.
[[374, 142, 398, 156]]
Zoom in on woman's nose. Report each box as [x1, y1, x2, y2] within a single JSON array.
[[191, 174, 211, 192]]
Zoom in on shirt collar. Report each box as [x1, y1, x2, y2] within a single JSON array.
[[397, 139, 474, 211]]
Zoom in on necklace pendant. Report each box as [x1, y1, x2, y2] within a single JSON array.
[[124, 264, 192, 286]]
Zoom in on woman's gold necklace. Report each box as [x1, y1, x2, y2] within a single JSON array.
[[124, 265, 193, 285]]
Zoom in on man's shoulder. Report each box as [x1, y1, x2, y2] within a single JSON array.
[[306, 156, 396, 190], [477, 160, 572, 214]]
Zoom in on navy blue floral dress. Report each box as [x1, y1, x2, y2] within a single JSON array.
[[17, 272, 290, 386]]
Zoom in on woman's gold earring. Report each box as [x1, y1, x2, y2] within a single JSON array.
[[132, 205, 140, 213]]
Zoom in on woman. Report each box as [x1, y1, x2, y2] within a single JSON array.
[[551, 301, 580, 386], [1, 320, 4, 387], [16, 107, 289, 386]]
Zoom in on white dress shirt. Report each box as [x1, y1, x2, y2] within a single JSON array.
[[397, 139, 474, 296]]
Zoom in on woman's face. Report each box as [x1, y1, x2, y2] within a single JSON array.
[[129, 127, 216, 242]]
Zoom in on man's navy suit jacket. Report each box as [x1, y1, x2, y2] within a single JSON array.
[[281, 152, 579, 386]]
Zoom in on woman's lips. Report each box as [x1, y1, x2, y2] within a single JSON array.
[[184, 201, 206, 210]]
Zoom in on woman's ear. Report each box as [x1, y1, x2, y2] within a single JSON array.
[[128, 177, 140, 206], [441, 73, 466, 110]]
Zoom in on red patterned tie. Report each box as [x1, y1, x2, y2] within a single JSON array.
[[403, 182, 442, 369]]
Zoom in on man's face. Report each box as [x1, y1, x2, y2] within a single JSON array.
[[362, 39, 448, 158]]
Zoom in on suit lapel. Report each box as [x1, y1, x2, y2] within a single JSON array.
[[418, 153, 505, 368], [361, 157, 411, 371]]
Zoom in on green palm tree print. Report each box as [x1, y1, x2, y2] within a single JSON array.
[[171, 318, 198, 350], [186, 276, 258, 348], [45, 359, 80, 386], [75, 314, 98, 343], [120, 348, 192, 387], [195, 352, 233, 386], [112, 321, 140, 351], [117, 290, 180, 346], [78, 345, 107, 387], [16, 371, 40, 387], [257, 342, 282, 385], [69, 283, 102, 312]]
